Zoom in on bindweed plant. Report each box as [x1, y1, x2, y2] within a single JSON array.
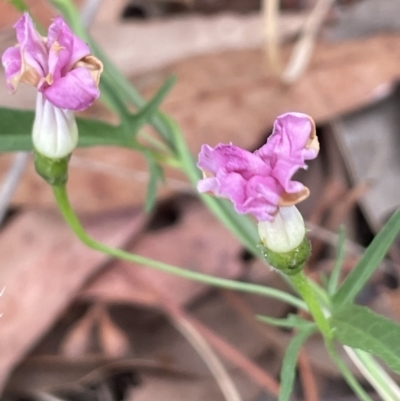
[[1, 2, 400, 400]]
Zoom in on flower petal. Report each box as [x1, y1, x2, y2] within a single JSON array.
[[239, 176, 281, 221], [2, 46, 22, 91], [42, 67, 99, 111], [47, 16, 91, 80], [32, 93, 78, 158], [256, 112, 317, 195], [14, 13, 47, 77], [198, 143, 268, 178], [196, 112, 319, 221]]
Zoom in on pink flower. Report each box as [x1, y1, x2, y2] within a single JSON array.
[[197, 113, 318, 222], [2, 13, 102, 111]]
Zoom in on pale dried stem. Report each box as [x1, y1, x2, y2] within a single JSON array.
[[165, 302, 244, 401], [262, 0, 335, 83], [298, 349, 321, 401], [191, 314, 281, 396], [0, 152, 30, 225]]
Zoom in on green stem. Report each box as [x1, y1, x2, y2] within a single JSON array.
[[348, 348, 400, 401], [52, 184, 306, 310], [326, 342, 374, 401], [289, 271, 331, 339], [289, 272, 373, 401]]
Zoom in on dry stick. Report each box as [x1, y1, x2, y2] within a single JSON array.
[[164, 301, 244, 401], [311, 181, 370, 264], [119, 271, 244, 401], [307, 178, 347, 226], [222, 290, 287, 350], [262, 0, 335, 83], [188, 315, 281, 397], [0, 152, 30, 224], [158, 290, 280, 397], [298, 349, 321, 401]]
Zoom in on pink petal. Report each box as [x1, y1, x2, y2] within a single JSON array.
[[42, 67, 99, 111], [256, 112, 316, 194], [196, 112, 318, 221], [14, 13, 47, 77], [1, 46, 22, 90], [47, 16, 91, 77], [198, 143, 269, 178]]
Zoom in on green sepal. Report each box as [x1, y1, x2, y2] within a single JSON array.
[[34, 150, 70, 186], [259, 238, 311, 276]]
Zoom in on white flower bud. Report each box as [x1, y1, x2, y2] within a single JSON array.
[[258, 206, 306, 253], [32, 92, 78, 159]]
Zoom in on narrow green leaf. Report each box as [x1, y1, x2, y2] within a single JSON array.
[[160, 113, 261, 254], [48, 0, 174, 146], [333, 208, 400, 308], [331, 305, 400, 374], [76, 117, 132, 148], [328, 226, 346, 296], [257, 314, 314, 329], [130, 77, 176, 134], [0, 108, 132, 152], [0, 108, 34, 151], [7, 0, 29, 12], [279, 324, 316, 401], [144, 155, 163, 213]]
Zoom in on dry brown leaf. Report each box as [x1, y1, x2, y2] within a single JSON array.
[[0, 207, 147, 390], [152, 34, 400, 154], [6, 27, 399, 214]]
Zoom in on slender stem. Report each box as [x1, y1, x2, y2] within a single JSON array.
[[52, 184, 306, 310], [326, 342, 374, 401], [289, 271, 331, 339], [346, 348, 400, 401], [293, 274, 376, 401]]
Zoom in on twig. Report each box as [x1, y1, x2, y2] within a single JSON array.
[[0, 152, 30, 225], [298, 349, 321, 401], [80, 0, 103, 27], [262, 0, 335, 83], [165, 302, 243, 401], [191, 317, 280, 397], [306, 221, 364, 256]]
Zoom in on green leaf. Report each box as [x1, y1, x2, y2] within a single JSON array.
[[7, 0, 29, 12], [144, 155, 164, 213], [76, 117, 132, 148], [331, 305, 400, 374], [48, 0, 174, 145], [160, 113, 261, 255], [0, 108, 131, 152], [279, 323, 316, 401], [257, 314, 314, 329], [129, 77, 176, 135], [328, 226, 346, 296], [333, 208, 400, 308]]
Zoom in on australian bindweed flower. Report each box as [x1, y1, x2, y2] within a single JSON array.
[[197, 112, 318, 275], [2, 13, 103, 184]]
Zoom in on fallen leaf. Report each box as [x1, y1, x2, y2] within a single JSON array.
[[0, 207, 147, 390]]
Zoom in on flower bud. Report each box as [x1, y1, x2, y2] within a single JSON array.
[[34, 150, 70, 186], [32, 93, 78, 159], [258, 206, 310, 275]]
